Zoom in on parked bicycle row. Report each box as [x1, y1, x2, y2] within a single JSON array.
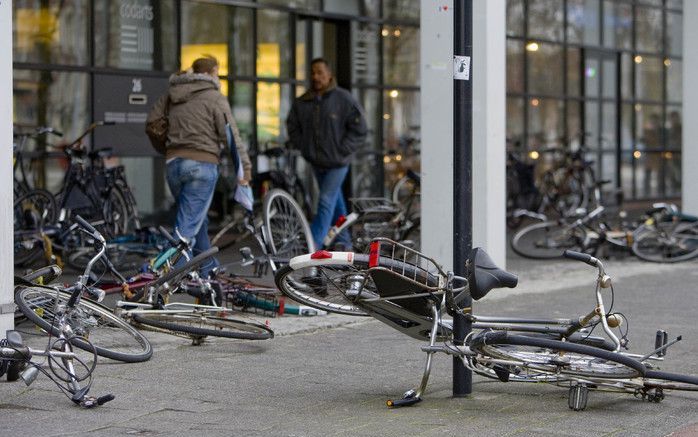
[[506, 138, 698, 263]]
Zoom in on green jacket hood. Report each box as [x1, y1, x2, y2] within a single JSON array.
[[168, 72, 220, 104]]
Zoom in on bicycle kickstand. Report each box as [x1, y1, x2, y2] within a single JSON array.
[[386, 305, 441, 408]]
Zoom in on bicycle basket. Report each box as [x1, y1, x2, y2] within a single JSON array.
[[367, 238, 445, 291], [349, 198, 401, 216]]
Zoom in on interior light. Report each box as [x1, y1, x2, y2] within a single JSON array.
[[389, 90, 399, 98], [633, 150, 642, 159], [530, 98, 540, 107], [664, 59, 671, 67], [634, 55, 643, 64], [635, 104, 642, 112], [393, 29, 401, 37], [383, 113, 391, 120], [529, 151, 540, 160], [381, 28, 389, 37], [525, 42, 539, 52]]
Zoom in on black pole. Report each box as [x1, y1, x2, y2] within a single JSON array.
[[453, 0, 473, 397]]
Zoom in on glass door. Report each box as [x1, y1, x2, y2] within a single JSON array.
[[582, 48, 621, 191]]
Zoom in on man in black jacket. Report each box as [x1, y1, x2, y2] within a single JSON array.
[[287, 58, 368, 249]]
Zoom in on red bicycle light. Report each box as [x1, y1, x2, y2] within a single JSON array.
[[334, 215, 347, 227], [310, 250, 333, 259], [369, 241, 380, 267]]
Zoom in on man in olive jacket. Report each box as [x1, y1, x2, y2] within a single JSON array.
[[147, 56, 251, 276], [287, 58, 367, 248]]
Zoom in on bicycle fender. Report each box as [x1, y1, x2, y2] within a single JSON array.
[[289, 251, 355, 270]]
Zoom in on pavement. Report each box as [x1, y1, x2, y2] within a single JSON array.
[[3, 240, 698, 436]]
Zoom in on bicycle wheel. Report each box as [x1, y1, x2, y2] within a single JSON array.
[[470, 331, 645, 379], [263, 189, 315, 258], [511, 220, 587, 259], [102, 187, 130, 237], [66, 245, 150, 278], [274, 254, 372, 316], [132, 311, 273, 340], [632, 222, 698, 263], [13, 189, 57, 266], [398, 216, 421, 251], [14, 286, 153, 363]]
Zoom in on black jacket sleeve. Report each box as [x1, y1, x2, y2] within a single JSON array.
[[339, 102, 368, 155]]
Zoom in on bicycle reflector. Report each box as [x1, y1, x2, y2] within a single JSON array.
[[334, 215, 348, 227], [310, 250, 333, 260], [369, 241, 381, 267]]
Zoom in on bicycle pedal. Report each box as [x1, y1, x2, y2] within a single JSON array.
[[568, 384, 589, 411]]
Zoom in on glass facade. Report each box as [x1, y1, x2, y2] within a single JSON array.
[[12, 0, 684, 215], [507, 0, 683, 200], [12, 0, 420, 215]]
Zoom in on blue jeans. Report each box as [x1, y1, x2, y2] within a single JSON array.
[[166, 158, 219, 277], [311, 165, 351, 248]]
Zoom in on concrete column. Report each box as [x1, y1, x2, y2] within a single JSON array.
[[421, 0, 506, 269], [421, 0, 454, 269], [683, 2, 698, 214], [472, 0, 506, 265], [1, 1, 14, 333]]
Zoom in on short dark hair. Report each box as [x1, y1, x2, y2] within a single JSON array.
[[192, 56, 218, 74], [310, 57, 331, 71]]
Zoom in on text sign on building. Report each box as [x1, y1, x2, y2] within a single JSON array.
[[118, 0, 155, 70], [93, 74, 168, 156]]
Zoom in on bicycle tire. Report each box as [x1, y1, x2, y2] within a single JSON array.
[[399, 217, 421, 251], [275, 253, 383, 316], [631, 222, 698, 263], [102, 187, 130, 238], [470, 331, 645, 379], [114, 172, 141, 230], [132, 311, 273, 340], [66, 245, 150, 278], [14, 286, 153, 363], [263, 189, 315, 258], [511, 220, 587, 259], [13, 189, 57, 266], [643, 369, 698, 391]]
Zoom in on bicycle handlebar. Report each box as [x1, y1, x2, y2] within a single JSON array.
[[64, 121, 114, 150], [75, 215, 102, 241], [563, 250, 598, 267]]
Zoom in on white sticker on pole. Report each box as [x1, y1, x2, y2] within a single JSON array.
[[453, 55, 471, 80]]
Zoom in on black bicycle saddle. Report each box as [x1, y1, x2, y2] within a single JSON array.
[[467, 247, 518, 301]]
